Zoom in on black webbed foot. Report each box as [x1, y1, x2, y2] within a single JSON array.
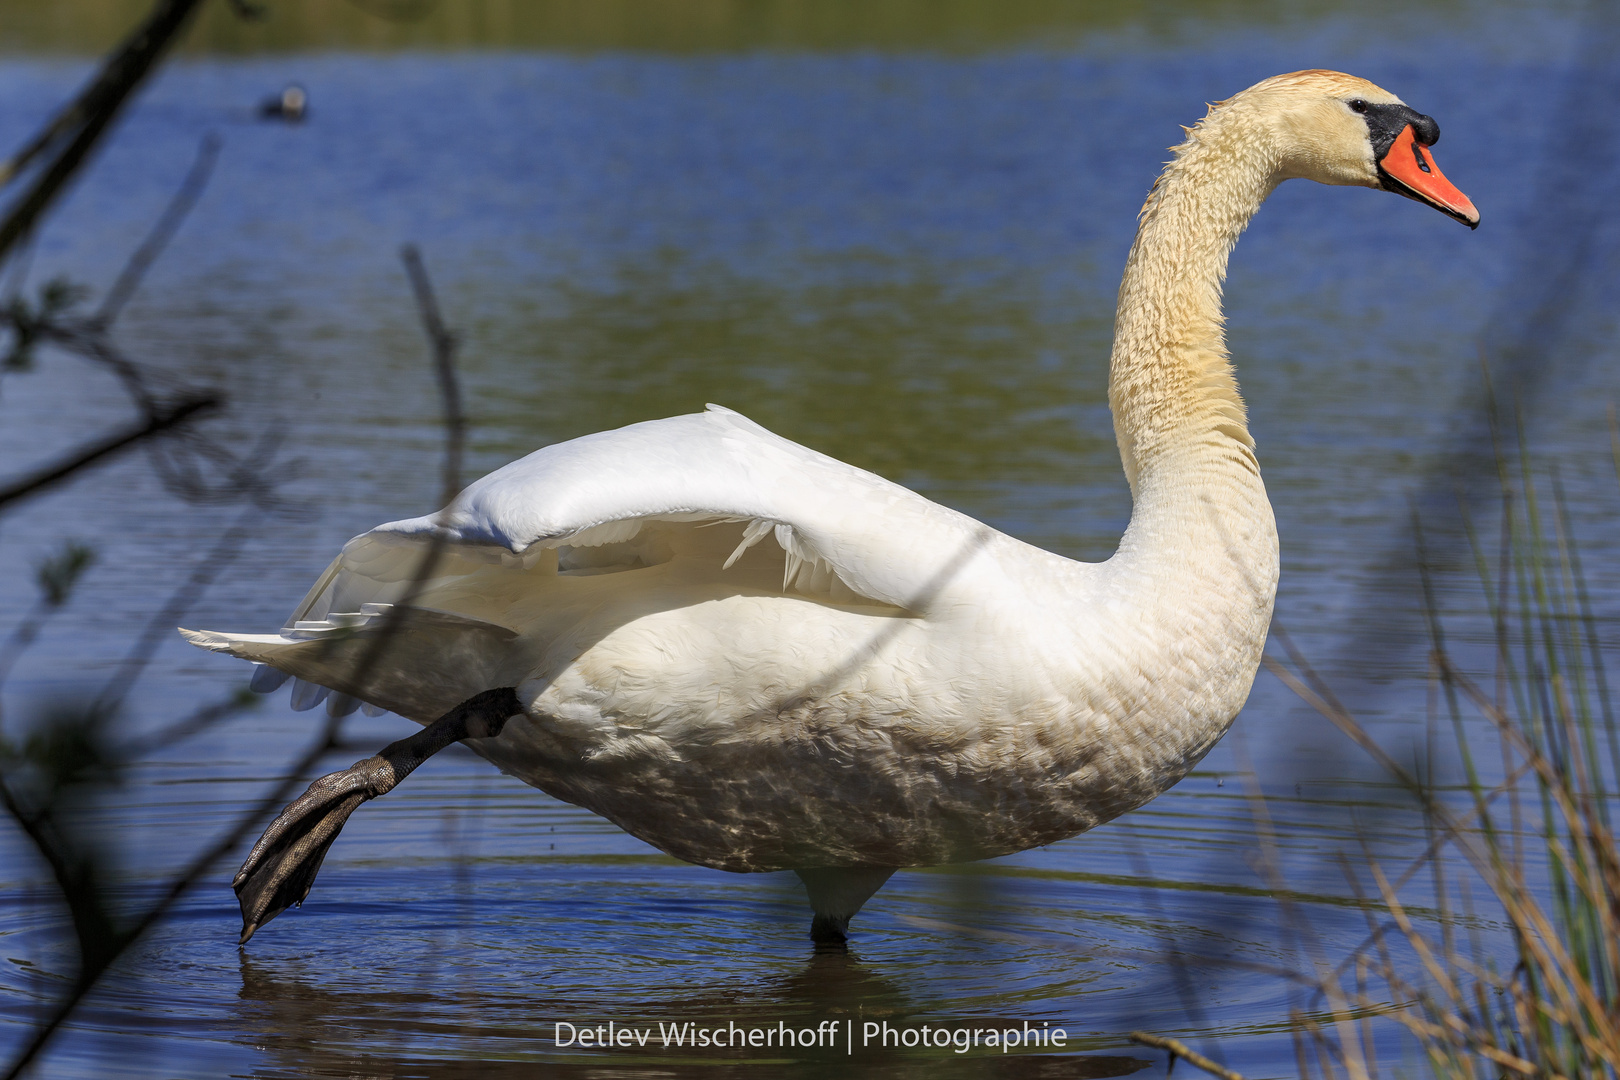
[[233, 686, 521, 943], [233, 756, 396, 943]]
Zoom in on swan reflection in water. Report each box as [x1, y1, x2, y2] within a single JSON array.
[[232, 943, 1152, 1078]]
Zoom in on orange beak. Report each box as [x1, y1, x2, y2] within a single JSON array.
[[1379, 125, 1479, 229]]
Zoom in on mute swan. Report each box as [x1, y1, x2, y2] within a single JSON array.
[[185, 70, 1477, 945]]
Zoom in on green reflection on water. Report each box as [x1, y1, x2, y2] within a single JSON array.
[[431, 256, 1131, 561], [463, 258, 1110, 482], [2, 0, 1471, 56]]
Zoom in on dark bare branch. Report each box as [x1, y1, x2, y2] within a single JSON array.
[[0, 704, 351, 1080], [0, 0, 210, 263], [37, 323, 157, 409], [0, 393, 219, 512]]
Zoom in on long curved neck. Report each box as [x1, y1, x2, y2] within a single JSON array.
[[1109, 107, 1282, 558]]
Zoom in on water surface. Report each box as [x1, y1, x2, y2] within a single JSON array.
[[1, 3, 1617, 1076]]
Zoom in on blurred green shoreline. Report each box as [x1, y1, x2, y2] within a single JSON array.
[[0, 0, 1466, 56]]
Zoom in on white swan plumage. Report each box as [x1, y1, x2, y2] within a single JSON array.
[[184, 70, 1477, 943]]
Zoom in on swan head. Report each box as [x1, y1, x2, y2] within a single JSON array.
[[1238, 70, 1479, 229]]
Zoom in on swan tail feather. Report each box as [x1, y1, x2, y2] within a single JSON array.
[[178, 608, 520, 724]]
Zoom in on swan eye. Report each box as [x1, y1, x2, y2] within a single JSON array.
[[1347, 99, 1369, 114]]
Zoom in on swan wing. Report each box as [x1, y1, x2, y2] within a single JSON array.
[[181, 406, 1014, 721], [369, 404, 999, 614]]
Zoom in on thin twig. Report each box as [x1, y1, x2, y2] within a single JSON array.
[[307, 246, 466, 709], [95, 507, 260, 713], [1128, 1031, 1247, 1080], [115, 691, 253, 761], [92, 133, 221, 328], [1119, 823, 1227, 1064], [400, 243, 463, 507]]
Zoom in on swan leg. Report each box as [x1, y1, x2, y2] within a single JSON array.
[[233, 686, 523, 944], [794, 866, 895, 944]]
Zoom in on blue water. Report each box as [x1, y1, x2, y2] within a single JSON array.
[[2, 4, 1618, 1076]]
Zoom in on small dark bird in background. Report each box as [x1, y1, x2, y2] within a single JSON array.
[[259, 84, 307, 122]]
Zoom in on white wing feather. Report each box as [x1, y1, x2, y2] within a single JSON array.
[[182, 405, 1031, 722], [369, 404, 999, 614]]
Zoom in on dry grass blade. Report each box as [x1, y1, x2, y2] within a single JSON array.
[[1259, 439, 1620, 1079], [1128, 1031, 1247, 1080]]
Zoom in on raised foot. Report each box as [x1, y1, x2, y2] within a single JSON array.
[[233, 756, 395, 943], [233, 686, 522, 944]]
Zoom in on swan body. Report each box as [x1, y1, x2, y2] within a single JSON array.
[[185, 70, 1476, 939]]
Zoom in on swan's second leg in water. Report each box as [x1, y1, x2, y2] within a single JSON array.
[[233, 686, 523, 944], [796, 866, 896, 944]]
